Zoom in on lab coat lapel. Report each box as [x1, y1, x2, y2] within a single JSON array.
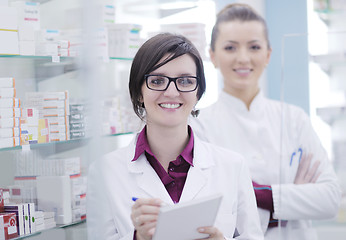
[[179, 136, 212, 202], [128, 154, 173, 204], [179, 164, 208, 202]]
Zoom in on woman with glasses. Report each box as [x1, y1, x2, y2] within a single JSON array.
[[87, 33, 263, 240], [190, 3, 341, 240]]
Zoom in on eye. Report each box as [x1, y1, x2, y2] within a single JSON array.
[[250, 45, 261, 50], [149, 76, 166, 86], [224, 45, 235, 51], [177, 77, 196, 86]]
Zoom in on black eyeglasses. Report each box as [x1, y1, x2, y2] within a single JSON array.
[[145, 74, 199, 92]]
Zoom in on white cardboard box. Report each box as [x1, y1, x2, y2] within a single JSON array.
[[10, 1, 40, 30], [18, 23, 34, 41], [0, 6, 18, 30], [19, 40, 35, 55], [0, 30, 19, 55], [23, 204, 29, 235], [36, 176, 72, 224], [27, 203, 35, 234]]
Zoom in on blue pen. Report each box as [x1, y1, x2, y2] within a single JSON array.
[[132, 197, 168, 206]]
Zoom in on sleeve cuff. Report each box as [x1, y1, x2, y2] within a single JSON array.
[[252, 181, 274, 212]]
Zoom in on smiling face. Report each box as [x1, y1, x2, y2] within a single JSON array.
[[210, 20, 271, 98], [141, 54, 198, 129]]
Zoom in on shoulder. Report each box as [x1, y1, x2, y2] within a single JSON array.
[[195, 136, 245, 166], [265, 98, 309, 122], [266, 98, 307, 115]]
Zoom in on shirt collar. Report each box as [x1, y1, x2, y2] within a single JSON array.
[[132, 125, 194, 166], [220, 89, 265, 114]]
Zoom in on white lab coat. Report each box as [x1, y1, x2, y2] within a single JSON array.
[[190, 91, 341, 240], [87, 133, 264, 240]]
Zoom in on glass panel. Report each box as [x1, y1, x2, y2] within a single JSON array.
[[281, 30, 346, 239], [1, 0, 217, 239]]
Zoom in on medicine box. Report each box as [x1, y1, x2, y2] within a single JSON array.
[[3, 204, 25, 235], [0, 212, 18, 240]]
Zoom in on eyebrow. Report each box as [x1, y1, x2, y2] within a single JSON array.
[[226, 40, 262, 44]]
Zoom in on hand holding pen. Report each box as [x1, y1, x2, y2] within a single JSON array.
[[131, 197, 163, 240]]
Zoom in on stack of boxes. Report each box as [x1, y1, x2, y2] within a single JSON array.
[[24, 91, 69, 143], [0, 1, 144, 58], [70, 176, 87, 222], [1, 188, 19, 239], [35, 29, 72, 57], [108, 23, 142, 59], [0, 78, 21, 149], [0, 188, 37, 239], [13, 156, 86, 226], [69, 104, 87, 140]]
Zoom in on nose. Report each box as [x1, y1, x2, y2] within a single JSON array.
[[237, 47, 250, 63], [164, 81, 180, 97]]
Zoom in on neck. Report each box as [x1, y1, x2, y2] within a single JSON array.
[[146, 123, 190, 170]]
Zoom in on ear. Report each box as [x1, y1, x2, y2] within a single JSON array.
[[266, 47, 272, 66], [209, 48, 218, 68]]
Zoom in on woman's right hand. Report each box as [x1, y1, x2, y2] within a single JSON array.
[[294, 153, 321, 184], [131, 198, 162, 240]]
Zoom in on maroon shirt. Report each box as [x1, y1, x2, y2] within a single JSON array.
[[131, 126, 194, 239], [132, 125, 194, 203]]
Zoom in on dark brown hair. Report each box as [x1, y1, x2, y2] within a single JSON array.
[[129, 33, 206, 120], [211, 3, 271, 51]]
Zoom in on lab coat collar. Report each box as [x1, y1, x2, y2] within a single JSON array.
[[127, 135, 213, 204], [220, 90, 266, 115]]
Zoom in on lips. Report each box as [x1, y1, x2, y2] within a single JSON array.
[[159, 103, 181, 109]]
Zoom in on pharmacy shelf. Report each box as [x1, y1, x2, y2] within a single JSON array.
[[0, 54, 133, 61], [310, 52, 346, 73], [316, 106, 346, 125], [314, 9, 346, 25], [12, 219, 86, 240], [0, 132, 134, 153]]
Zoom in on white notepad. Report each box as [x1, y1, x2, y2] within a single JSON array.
[[153, 193, 223, 240]]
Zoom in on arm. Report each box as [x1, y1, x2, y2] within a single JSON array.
[[272, 110, 341, 220]]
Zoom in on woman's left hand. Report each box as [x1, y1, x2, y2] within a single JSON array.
[[196, 226, 225, 239]]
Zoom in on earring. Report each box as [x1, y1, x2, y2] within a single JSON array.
[[191, 106, 200, 118], [138, 102, 145, 116]]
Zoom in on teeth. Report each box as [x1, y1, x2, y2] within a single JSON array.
[[236, 69, 250, 73], [160, 103, 180, 109]]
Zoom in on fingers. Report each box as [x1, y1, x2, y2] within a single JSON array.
[[136, 221, 157, 238], [298, 153, 313, 177], [294, 153, 321, 184], [131, 198, 162, 219], [311, 170, 322, 183], [131, 198, 162, 239], [305, 160, 321, 182], [197, 226, 224, 239]]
